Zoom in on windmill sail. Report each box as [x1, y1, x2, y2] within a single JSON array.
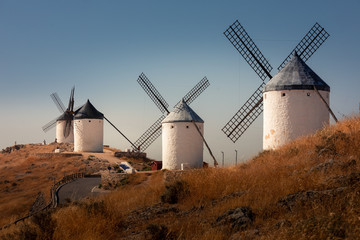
[[51, 92, 66, 113], [174, 76, 210, 108], [278, 22, 330, 71], [138, 72, 170, 114], [43, 93, 67, 132], [222, 21, 329, 143], [224, 20, 273, 81], [222, 82, 265, 143], [63, 86, 75, 138], [133, 115, 165, 151], [42, 116, 59, 132]]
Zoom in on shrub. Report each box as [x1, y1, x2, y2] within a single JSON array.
[[161, 180, 189, 204], [146, 224, 169, 240]]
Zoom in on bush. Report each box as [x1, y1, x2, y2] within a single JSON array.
[[1, 224, 37, 240], [161, 180, 189, 204], [142, 166, 152, 171], [146, 224, 169, 240]]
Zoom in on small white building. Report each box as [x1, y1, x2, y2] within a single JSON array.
[[74, 100, 104, 152], [162, 99, 204, 170], [263, 53, 330, 150], [55, 112, 74, 143]]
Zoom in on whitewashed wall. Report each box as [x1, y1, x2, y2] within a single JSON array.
[[56, 120, 74, 143], [162, 122, 204, 170], [74, 119, 103, 152], [263, 89, 329, 150]]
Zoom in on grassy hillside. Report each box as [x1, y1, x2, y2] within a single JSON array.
[[1, 116, 360, 239], [0, 143, 112, 227]]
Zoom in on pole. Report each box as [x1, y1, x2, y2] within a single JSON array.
[[221, 151, 224, 167], [103, 116, 139, 150], [191, 121, 218, 167], [313, 85, 338, 123], [235, 150, 238, 165]]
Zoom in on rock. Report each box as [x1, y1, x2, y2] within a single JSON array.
[[340, 159, 356, 170], [317, 148, 332, 157], [277, 188, 346, 212], [308, 159, 335, 173], [327, 172, 360, 188], [211, 192, 246, 206], [128, 203, 179, 222], [308, 159, 357, 174], [274, 219, 292, 229], [216, 207, 255, 231]]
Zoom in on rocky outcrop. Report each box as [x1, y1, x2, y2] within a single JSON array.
[[216, 207, 255, 231], [277, 188, 346, 212]]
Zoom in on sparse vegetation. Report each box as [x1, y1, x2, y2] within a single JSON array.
[[1, 116, 360, 239]]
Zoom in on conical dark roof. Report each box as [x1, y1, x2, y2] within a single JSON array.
[[74, 100, 104, 120], [264, 53, 330, 92], [162, 99, 204, 123]]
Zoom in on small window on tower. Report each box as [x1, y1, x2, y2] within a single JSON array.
[[281, 93, 286, 97], [89, 120, 91, 122], [171, 126, 174, 129], [186, 126, 189, 129], [307, 93, 311, 96]]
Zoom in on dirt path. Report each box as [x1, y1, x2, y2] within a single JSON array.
[[79, 149, 121, 165]]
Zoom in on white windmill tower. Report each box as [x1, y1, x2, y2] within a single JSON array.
[[42, 87, 76, 143], [74, 100, 104, 152], [263, 52, 330, 150], [162, 99, 204, 170]]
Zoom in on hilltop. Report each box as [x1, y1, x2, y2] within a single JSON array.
[[1, 116, 360, 239]]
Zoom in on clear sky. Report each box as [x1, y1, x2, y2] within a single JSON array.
[[1, 0, 359, 165]]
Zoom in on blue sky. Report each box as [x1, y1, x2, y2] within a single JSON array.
[[1, 0, 359, 164]]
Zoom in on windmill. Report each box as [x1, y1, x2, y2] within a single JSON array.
[[221, 21, 330, 143], [42, 86, 77, 143], [161, 99, 205, 170], [134, 72, 210, 151]]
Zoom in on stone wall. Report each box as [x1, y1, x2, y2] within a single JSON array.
[[30, 152, 82, 158], [114, 151, 146, 158]]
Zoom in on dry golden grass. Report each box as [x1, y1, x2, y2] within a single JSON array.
[[0, 143, 90, 226], [2, 116, 360, 239]]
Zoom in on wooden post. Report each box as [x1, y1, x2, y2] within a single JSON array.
[[313, 85, 338, 123], [192, 121, 219, 167]]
